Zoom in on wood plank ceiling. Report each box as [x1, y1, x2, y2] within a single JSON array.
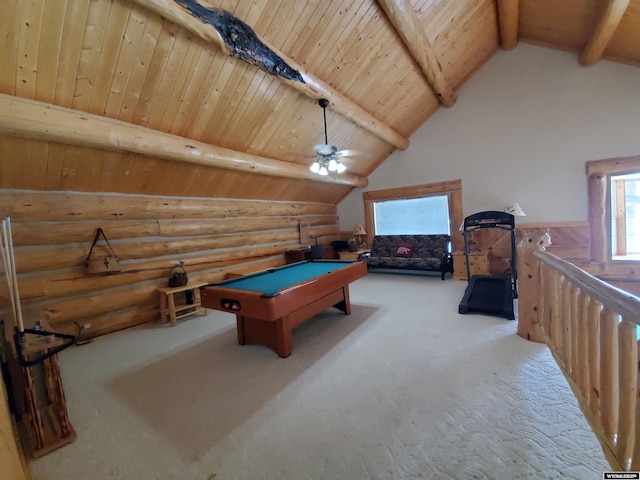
[[0, 0, 638, 204]]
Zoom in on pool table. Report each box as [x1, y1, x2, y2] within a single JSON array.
[[200, 260, 367, 357]]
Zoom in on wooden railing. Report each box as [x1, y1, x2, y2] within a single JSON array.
[[517, 230, 640, 471]]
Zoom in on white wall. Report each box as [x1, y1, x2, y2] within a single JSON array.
[[338, 43, 640, 229]]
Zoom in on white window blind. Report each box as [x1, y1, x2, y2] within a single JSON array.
[[374, 195, 450, 235]]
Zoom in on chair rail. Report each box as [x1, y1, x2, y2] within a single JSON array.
[[517, 229, 640, 471]]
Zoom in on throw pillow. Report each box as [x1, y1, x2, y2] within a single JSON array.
[[395, 243, 413, 258]]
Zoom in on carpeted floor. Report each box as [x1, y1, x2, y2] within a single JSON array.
[[29, 273, 609, 479]]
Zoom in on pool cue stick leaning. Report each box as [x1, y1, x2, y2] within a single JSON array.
[[1, 216, 24, 332]]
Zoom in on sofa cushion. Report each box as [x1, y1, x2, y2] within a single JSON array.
[[394, 243, 414, 258], [368, 256, 443, 270]]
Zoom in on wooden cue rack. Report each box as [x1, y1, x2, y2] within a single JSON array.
[[1, 317, 77, 458]]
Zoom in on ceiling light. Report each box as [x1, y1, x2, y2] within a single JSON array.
[[309, 99, 358, 177]]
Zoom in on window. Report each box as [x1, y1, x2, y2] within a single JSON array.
[[587, 155, 640, 263], [363, 179, 464, 252], [611, 173, 640, 260], [374, 195, 450, 235]]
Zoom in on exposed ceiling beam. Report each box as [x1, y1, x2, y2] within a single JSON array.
[[496, 0, 519, 50], [0, 94, 368, 188], [132, 0, 409, 151], [580, 0, 629, 66], [377, 0, 456, 107]]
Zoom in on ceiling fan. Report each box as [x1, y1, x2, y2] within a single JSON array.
[[309, 99, 360, 175]]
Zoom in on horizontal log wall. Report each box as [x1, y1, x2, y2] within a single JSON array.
[[0, 190, 339, 338]]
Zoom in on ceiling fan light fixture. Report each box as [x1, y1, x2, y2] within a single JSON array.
[[309, 98, 358, 177]]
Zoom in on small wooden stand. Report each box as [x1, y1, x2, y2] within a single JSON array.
[[452, 250, 489, 280], [284, 247, 312, 264], [2, 319, 77, 459], [158, 282, 208, 327]]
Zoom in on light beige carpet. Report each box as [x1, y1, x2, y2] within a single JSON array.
[[29, 273, 609, 479]]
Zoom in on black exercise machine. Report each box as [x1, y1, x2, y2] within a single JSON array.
[[458, 211, 517, 320]]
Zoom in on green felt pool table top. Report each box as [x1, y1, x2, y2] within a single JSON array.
[[212, 260, 355, 297]]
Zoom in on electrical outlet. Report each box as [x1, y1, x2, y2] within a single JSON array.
[[83, 323, 91, 330], [501, 258, 510, 263]]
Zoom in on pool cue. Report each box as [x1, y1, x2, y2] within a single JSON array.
[[1, 216, 24, 333], [1, 218, 18, 330]]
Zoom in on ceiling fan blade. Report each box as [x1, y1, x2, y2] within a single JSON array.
[[335, 149, 364, 158]]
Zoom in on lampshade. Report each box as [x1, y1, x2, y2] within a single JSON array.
[[504, 203, 526, 216], [353, 224, 366, 236]]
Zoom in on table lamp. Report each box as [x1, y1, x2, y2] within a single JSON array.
[[504, 203, 526, 216], [353, 224, 367, 249]]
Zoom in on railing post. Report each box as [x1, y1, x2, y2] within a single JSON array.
[[616, 319, 639, 469], [601, 310, 620, 448], [516, 229, 550, 343]]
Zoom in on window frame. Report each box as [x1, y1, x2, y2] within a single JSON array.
[[587, 155, 640, 264], [362, 179, 463, 252]]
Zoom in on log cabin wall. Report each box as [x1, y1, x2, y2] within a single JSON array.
[[0, 189, 339, 339]]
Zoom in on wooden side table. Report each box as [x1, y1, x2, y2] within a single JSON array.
[[157, 282, 208, 327], [339, 249, 371, 261], [284, 247, 312, 264], [452, 251, 490, 280]]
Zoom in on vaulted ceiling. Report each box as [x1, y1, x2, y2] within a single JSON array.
[[1, 0, 638, 205]]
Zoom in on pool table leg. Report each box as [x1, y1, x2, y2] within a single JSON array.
[[275, 318, 291, 358], [235, 315, 292, 358], [234, 286, 351, 358], [236, 315, 245, 346], [333, 286, 351, 314]]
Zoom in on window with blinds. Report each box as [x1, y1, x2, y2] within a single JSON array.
[[373, 195, 450, 235]]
